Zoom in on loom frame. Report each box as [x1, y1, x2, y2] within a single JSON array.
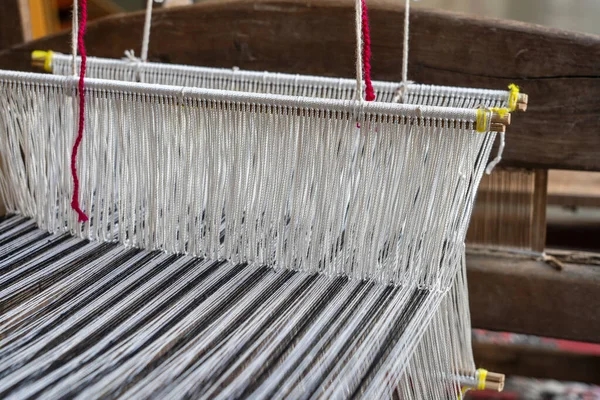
[[1, 0, 599, 385]]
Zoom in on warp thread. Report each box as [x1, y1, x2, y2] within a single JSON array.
[[71, 0, 89, 222], [361, 0, 375, 101]]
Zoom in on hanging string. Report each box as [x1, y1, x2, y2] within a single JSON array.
[[361, 0, 375, 101], [140, 0, 154, 62], [392, 0, 412, 103], [71, 0, 78, 76], [354, 0, 364, 100], [70, 0, 89, 223], [402, 0, 410, 85]]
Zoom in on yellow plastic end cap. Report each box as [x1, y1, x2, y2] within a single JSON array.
[[31, 50, 53, 72]]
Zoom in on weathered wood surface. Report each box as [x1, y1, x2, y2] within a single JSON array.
[[0, 0, 598, 170], [466, 169, 547, 252], [531, 170, 548, 252], [467, 250, 600, 344], [473, 339, 600, 385], [0, 0, 30, 50], [548, 170, 600, 207]]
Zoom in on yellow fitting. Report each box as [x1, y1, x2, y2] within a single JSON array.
[[476, 108, 489, 133], [508, 83, 520, 112], [477, 368, 488, 390], [31, 50, 53, 72], [490, 107, 510, 118]]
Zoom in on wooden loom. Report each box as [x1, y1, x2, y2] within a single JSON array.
[[0, 0, 599, 386]]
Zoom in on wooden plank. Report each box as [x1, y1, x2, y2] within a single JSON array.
[[467, 250, 600, 344], [162, 0, 193, 7], [548, 170, 600, 207], [0, 0, 31, 50], [473, 339, 600, 385], [0, 0, 598, 170]]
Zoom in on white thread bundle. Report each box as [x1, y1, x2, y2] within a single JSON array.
[[0, 216, 476, 399], [0, 49, 496, 397], [48, 53, 510, 174], [0, 0, 508, 394], [50, 53, 510, 108], [0, 70, 495, 288]]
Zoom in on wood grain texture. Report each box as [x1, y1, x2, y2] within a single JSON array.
[[531, 170, 547, 252], [0, 0, 598, 170], [467, 251, 600, 344], [548, 170, 600, 207], [466, 168, 542, 251], [473, 339, 600, 385]]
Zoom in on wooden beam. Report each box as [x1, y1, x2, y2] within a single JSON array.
[[548, 170, 600, 208], [0, 0, 31, 50], [162, 0, 193, 7], [467, 250, 600, 344], [0, 0, 598, 170], [473, 339, 600, 385]]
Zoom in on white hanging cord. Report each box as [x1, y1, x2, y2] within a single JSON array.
[[140, 0, 154, 62], [401, 0, 410, 85], [485, 132, 505, 174], [354, 0, 364, 101], [71, 0, 79, 76], [122, 0, 153, 80], [392, 0, 412, 103]]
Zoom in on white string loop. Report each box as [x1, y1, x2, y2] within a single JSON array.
[[485, 132, 505, 174]]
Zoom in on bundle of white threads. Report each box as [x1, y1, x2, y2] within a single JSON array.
[[0, 0, 509, 397]]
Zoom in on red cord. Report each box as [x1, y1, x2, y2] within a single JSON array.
[[71, 0, 89, 222], [361, 0, 375, 101]]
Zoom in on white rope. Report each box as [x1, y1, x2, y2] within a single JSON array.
[[141, 0, 154, 62], [354, 0, 364, 101], [402, 0, 410, 85], [71, 0, 78, 76]]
